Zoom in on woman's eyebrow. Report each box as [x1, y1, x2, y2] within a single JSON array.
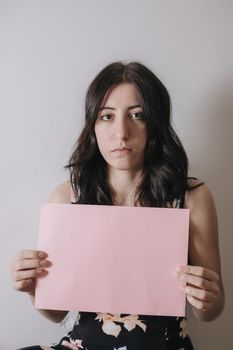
[[99, 104, 141, 111]]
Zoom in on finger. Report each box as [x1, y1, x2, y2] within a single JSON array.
[[13, 279, 32, 290], [184, 285, 217, 302], [13, 268, 45, 282], [178, 265, 219, 283], [14, 250, 47, 261], [13, 258, 50, 272], [186, 294, 210, 311], [180, 273, 219, 293], [13, 279, 33, 291], [13, 258, 40, 271]]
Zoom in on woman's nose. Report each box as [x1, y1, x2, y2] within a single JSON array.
[[114, 117, 129, 140]]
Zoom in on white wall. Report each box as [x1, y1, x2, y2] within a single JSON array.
[[0, 1, 232, 349]]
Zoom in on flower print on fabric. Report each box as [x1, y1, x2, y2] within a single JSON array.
[[61, 313, 81, 333], [178, 317, 187, 339], [95, 313, 147, 337], [74, 313, 81, 326], [61, 338, 87, 350]]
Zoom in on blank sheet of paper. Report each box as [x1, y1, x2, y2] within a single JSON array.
[[35, 203, 189, 316]]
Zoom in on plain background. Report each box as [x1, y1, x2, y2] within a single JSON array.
[[0, 1, 232, 349]]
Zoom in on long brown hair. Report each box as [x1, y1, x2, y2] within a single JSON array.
[[64, 61, 203, 206]]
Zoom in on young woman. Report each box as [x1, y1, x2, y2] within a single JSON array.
[[11, 61, 224, 350]]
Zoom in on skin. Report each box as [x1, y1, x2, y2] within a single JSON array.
[[11, 83, 224, 349], [180, 182, 225, 321]]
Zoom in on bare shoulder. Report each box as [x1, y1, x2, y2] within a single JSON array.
[[48, 180, 71, 204], [185, 178, 215, 212]]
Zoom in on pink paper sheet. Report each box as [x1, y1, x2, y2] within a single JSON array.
[[35, 203, 190, 316]]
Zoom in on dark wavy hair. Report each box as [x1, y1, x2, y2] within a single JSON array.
[[64, 61, 203, 207]]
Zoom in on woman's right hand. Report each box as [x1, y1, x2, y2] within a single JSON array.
[[11, 250, 50, 296]]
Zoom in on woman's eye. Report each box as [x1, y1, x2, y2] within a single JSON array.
[[101, 114, 112, 121], [131, 112, 144, 120]]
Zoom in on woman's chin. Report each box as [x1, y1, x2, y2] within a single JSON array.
[[108, 162, 142, 172]]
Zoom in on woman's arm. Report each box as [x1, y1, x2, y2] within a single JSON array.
[[11, 181, 71, 323], [34, 181, 71, 322], [177, 180, 225, 322]]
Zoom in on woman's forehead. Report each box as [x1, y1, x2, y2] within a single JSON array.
[[100, 83, 141, 109]]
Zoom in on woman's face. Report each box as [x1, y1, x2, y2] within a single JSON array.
[[94, 83, 148, 172]]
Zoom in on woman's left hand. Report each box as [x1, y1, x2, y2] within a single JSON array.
[[176, 265, 220, 312]]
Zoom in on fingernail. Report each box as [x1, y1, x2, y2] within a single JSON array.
[[183, 265, 190, 273], [36, 269, 43, 274], [175, 268, 181, 277], [176, 265, 185, 273], [26, 279, 32, 284], [38, 252, 47, 259]]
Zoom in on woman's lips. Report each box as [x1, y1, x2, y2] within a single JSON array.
[[112, 148, 132, 153]]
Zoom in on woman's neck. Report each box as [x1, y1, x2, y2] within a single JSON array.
[[108, 168, 144, 206]]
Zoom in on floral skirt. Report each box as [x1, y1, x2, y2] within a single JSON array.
[[17, 312, 194, 350]]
